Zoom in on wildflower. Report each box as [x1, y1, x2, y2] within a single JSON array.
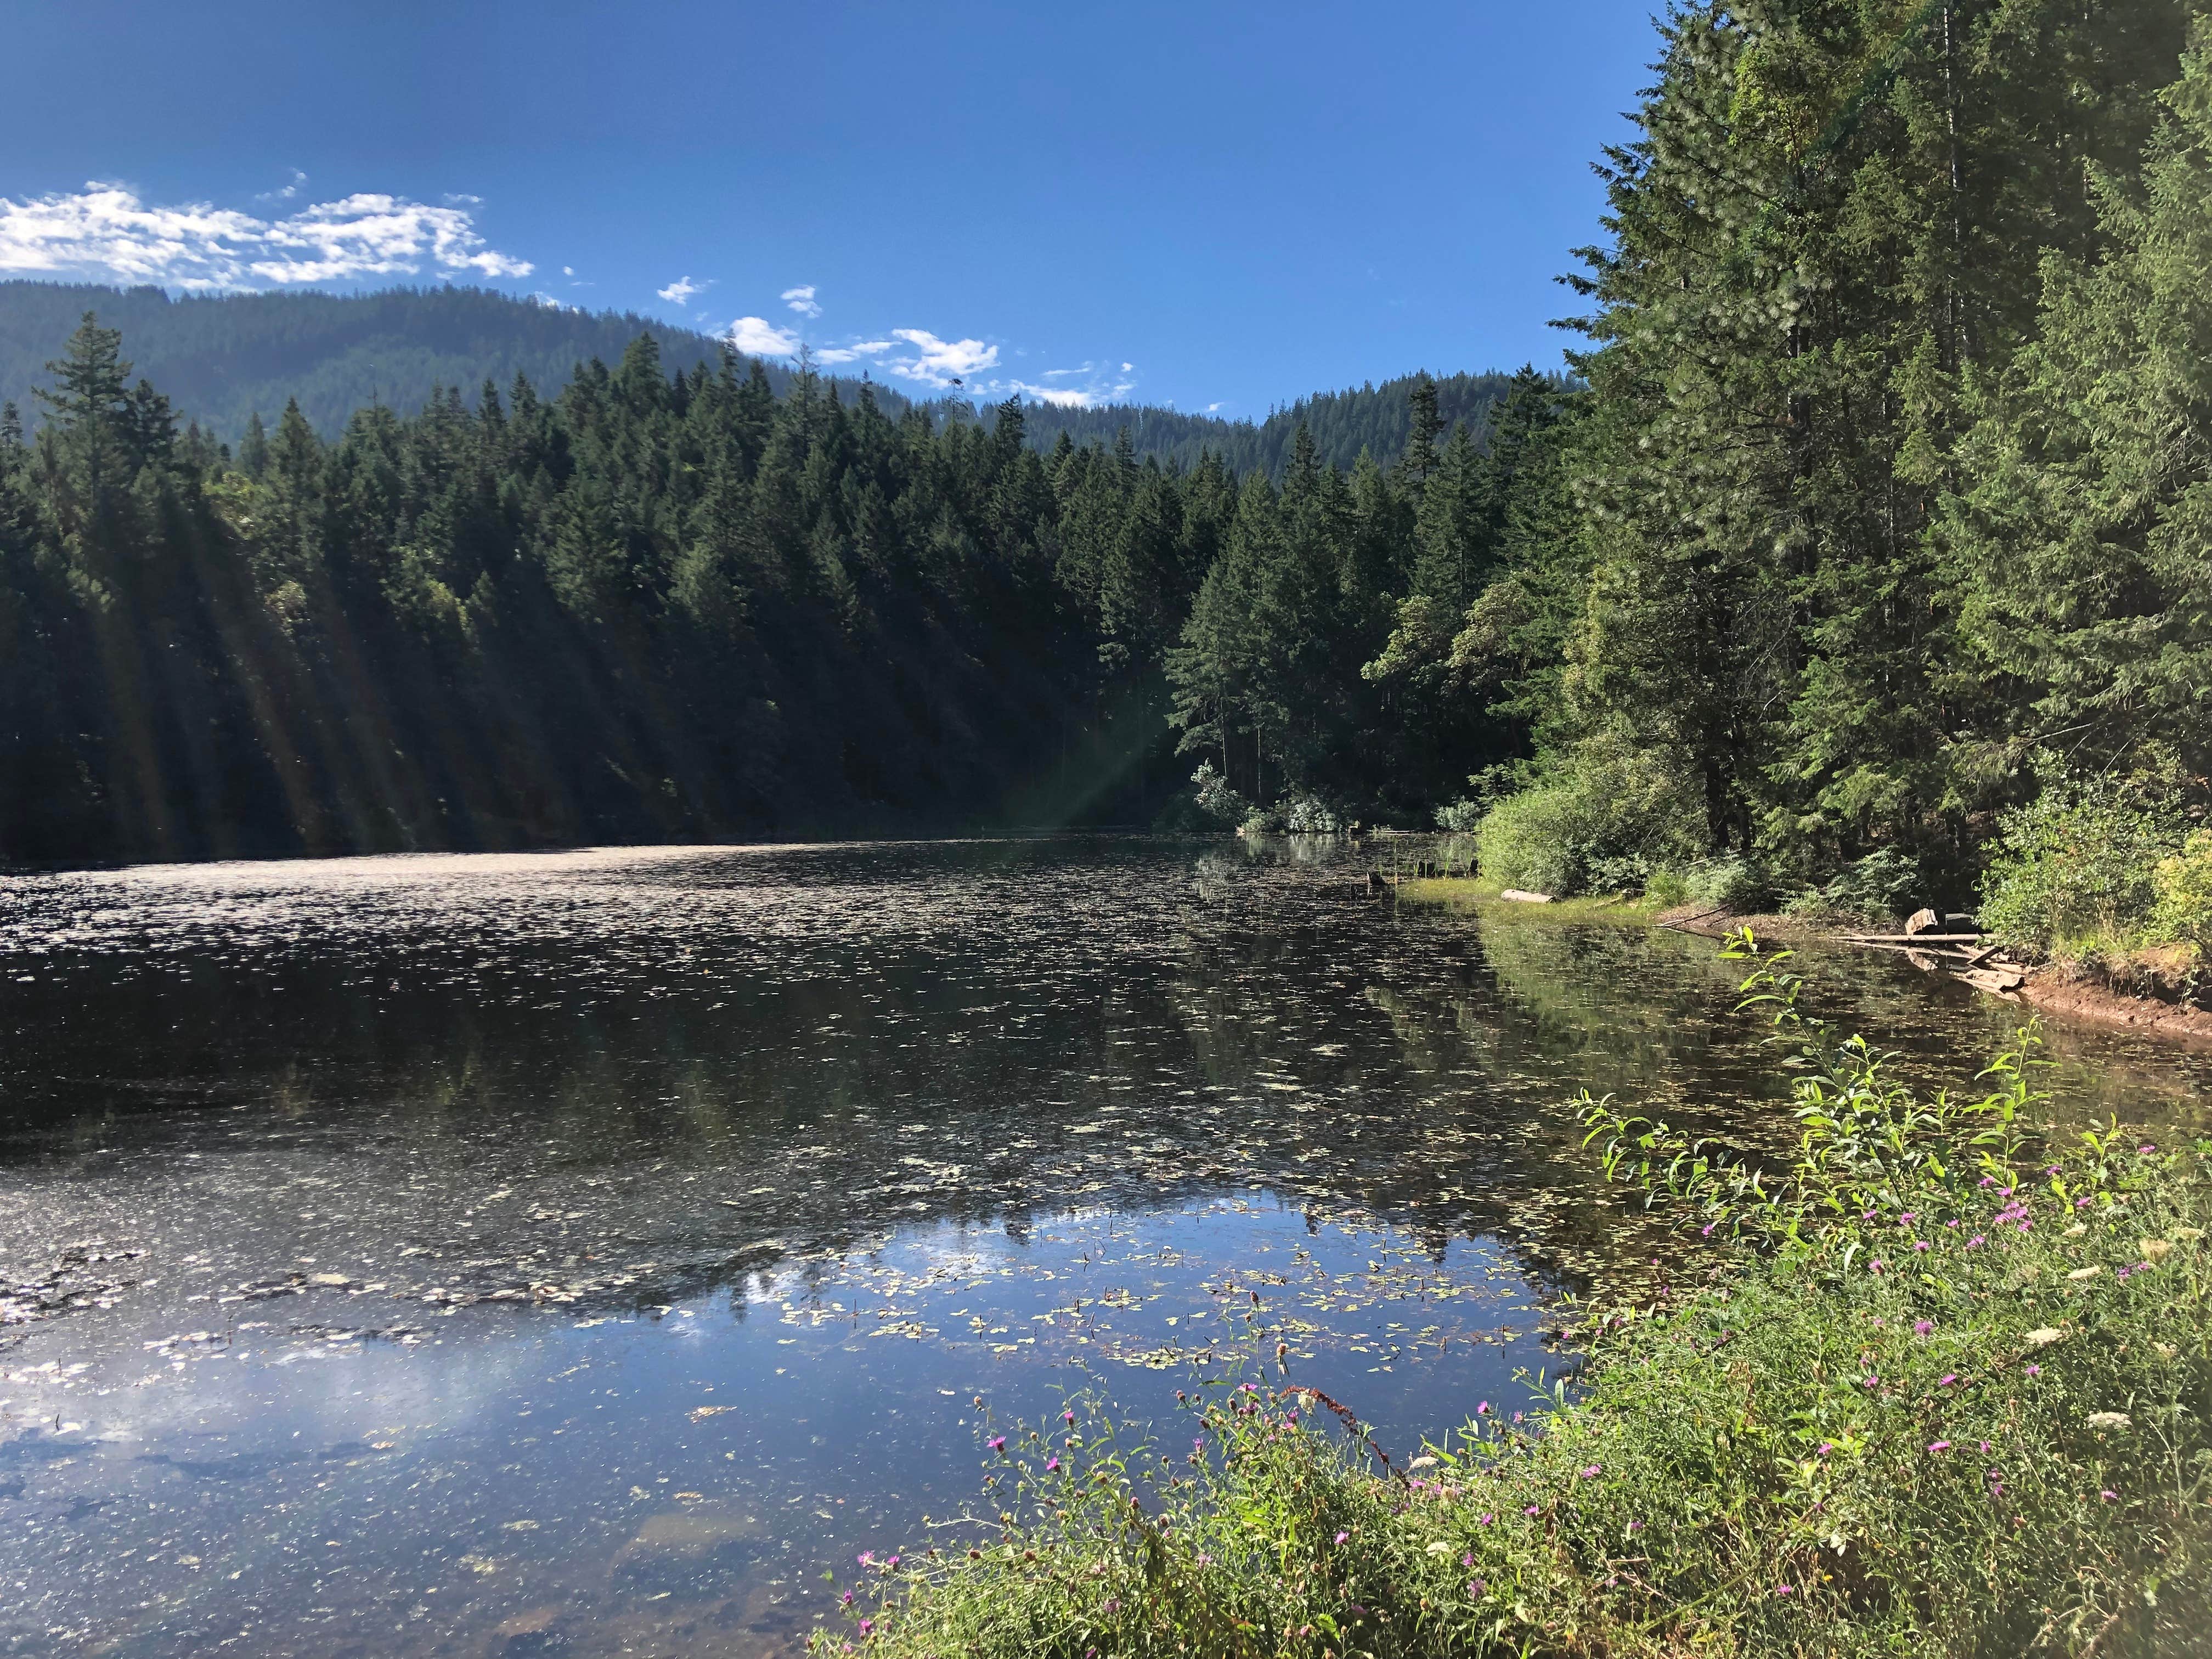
[[1477, 1513, 1494, 1526], [1468, 1578, 1487, 1598], [2102, 1490, 2119, 1502], [1979, 1441, 1990, 1453], [1579, 1464, 1602, 1479], [2139, 1143, 2156, 1155], [2066, 1265, 2102, 1281], [1914, 1319, 1933, 1335], [1870, 1259, 1886, 1274], [1064, 1410, 1075, 1423], [858, 1620, 874, 1637], [1914, 1239, 1931, 1252], [1476, 1401, 1489, 1415], [1939, 1374, 1957, 1387], [1967, 1234, 1985, 1248], [988, 1436, 1006, 1453], [1194, 1552, 1214, 1567], [1102, 1599, 1120, 1615], [2024, 1327, 2063, 1346], [1627, 1519, 1645, 1531], [1700, 1222, 1716, 1238], [1979, 1175, 1995, 1187], [1425, 1541, 1452, 1555], [1524, 1504, 1539, 1516], [842, 1591, 855, 1606], [2025, 1364, 2041, 1376], [1816, 1442, 1833, 1456], [2141, 1238, 2174, 1261], [1462, 1552, 1476, 1567], [1775, 1583, 1795, 1595], [2086, 1412, 2131, 1430], [1927, 1440, 1951, 1454], [1046, 1457, 1060, 1472]]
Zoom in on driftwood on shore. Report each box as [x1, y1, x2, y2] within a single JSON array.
[[1498, 889, 1553, 904]]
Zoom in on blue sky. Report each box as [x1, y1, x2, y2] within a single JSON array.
[[3, 1, 1657, 414]]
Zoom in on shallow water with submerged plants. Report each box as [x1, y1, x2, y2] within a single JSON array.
[[1, 836, 2205, 1657]]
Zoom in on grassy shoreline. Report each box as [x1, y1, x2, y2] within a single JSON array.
[[819, 942, 2212, 1657]]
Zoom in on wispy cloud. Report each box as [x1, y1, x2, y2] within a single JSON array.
[[726, 315, 805, 357], [657, 274, 707, 307], [813, 339, 892, 365], [256, 168, 308, 204], [0, 182, 532, 290], [1005, 359, 1138, 408], [781, 284, 822, 318]]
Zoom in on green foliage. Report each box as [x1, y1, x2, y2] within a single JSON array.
[[1782, 848, 1927, 923], [1189, 761, 1248, 828], [2152, 831, 2212, 958], [1471, 733, 1704, 896], [833, 938, 2212, 1658], [1979, 786, 2188, 956]]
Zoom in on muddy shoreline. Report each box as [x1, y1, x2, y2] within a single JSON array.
[[1650, 904, 2212, 1047]]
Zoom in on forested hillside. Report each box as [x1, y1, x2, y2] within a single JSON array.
[[0, 283, 809, 446], [1018, 371, 1532, 476], [0, 283, 1513, 476], [8, 0, 2212, 923]]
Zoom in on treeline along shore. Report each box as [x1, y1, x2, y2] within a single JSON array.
[[8, 0, 2212, 1003]]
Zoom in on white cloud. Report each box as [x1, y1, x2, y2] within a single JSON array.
[[256, 168, 308, 204], [1006, 360, 1138, 408], [562, 265, 575, 276], [0, 181, 532, 290], [726, 315, 804, 358], [657, 274, 707, 307], [812, 339, 892, 364], [884, 328, 999, 388], [1206, 401, 1227, 413], [781, 284, 822, 318]]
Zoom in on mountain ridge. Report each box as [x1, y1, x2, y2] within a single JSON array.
[[0, 281, 1534, 474]]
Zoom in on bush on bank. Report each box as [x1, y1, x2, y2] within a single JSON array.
[[821, 937, 2212, 1658]]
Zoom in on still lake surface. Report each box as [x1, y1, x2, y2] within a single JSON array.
[[2, 837, 2207, 1658]]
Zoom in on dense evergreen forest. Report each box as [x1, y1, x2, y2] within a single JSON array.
[[8, 0, 2212, 946], [0, 283, 1512, 477]]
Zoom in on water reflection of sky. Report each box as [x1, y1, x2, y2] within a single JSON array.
[[2, 838, 2206, 1656]]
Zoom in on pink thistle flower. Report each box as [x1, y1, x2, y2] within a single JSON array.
[[1914, 1320, 1933, 1335], [1579, 1464, 1602, 1479], [1046, 1456, 1060, 1472], [1524, 1504, 1539, 1516], [2025, 1364, 2041, 1376], [1466, 1578, 1486, 1597], [1063, 1410, 1076, 1423], [1333, 1531, 1349, 1545], [2102, 1490, 2118, 1502], [1775, 1583, 1794, 1595], [988, 1436, 1006, 1453], [1816, 1442, 1833, 1455], [842, 1591, 855, 1606], [858, 1619, 874, 1637], [1927, 1440, 1951, 1454], [1477, 1512, 1494, 1525]]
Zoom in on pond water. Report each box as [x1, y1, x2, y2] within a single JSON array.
[[2, 838, 2207, 1658]]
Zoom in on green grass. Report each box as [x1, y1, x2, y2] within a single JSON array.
[[817, 939, 2212, 1658], [1391, 876, 1667, 924]]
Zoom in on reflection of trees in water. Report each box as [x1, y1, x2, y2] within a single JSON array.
[[0, 840, 2204, 1325]]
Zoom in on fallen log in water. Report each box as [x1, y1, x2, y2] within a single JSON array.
[[1498, 889, 1554, 904]]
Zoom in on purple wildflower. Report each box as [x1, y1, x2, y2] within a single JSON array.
[[988, 1436, 1006, 1453], [1334, 1531, 1350, 1545]]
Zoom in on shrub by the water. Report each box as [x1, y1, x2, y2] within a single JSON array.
[[823, 936, 2212, 1657]]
